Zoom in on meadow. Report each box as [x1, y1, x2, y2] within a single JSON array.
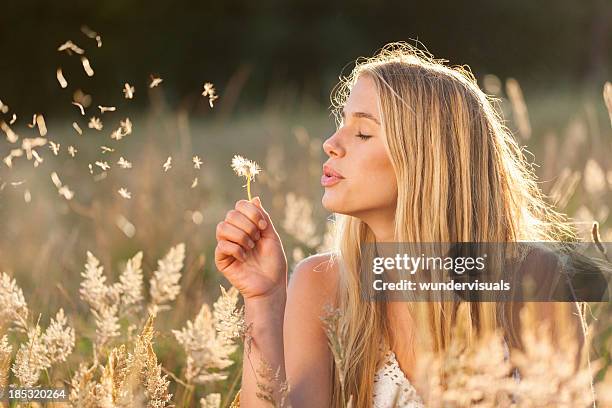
[[0, 34, 611, 407]]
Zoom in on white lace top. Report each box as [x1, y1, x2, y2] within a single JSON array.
[[372, 349, 425, 408]]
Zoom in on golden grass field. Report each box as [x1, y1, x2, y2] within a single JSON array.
[[0, 32, 611, 407]]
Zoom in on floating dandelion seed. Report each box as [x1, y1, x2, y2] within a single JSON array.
[[9, 114, 16, 125], [72, 102, 85, 116], [116, 214, 135, 237], [56, 68, 68, 88], [120, 118, 132, 134], [0, 99, 8, 113], [1, 121, 19, 143], [67, 146, 77, 157], [36, 114, 47, 136], [95, 161, 110, 171], [163, 156, 172, 172], [50, 172, 74, 200], [149, 75, 163, 88], [72, 122, 83, 135], [80, 25, 102, 47], [191, 177, 198, 188], [88, 164, 93, 174], [49, 141, 60, 155], [81, 57, 94, 77], [231, 154, 261, 200], [24, 189, 31, 203], [100, 146, 114, 154], [10, 180, 25, 187], [3, 149, 22, 168], [192, 155, 203, 169], [118, 188, 131, 199], [57, 40, 84, 55], [98, 105, 116, 114], [73, 89, 92, 107], [27, 114, 36, 128], [117, 157, 132, 169], [202, 82, 219, 108], [604, 82, 612, 127], [123, 83, 135, 99], [88, 117, 103, 130]]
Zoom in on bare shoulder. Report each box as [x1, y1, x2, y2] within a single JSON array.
[[287, 251, 340, 310]]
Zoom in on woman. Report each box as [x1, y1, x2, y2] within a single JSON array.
[[214, 42, 587, 407]]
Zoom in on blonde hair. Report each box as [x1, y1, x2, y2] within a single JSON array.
[[326, 42, 579, 407]]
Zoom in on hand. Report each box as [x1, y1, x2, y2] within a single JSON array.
[[215, 196, 288, 301]]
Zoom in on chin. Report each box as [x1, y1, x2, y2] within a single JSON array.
[[321, 193, 353, 215]]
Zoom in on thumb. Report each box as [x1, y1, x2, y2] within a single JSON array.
[[251, 196, 279, 237]]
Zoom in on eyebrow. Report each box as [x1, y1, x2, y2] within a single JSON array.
[[341, 109, 381, 126]]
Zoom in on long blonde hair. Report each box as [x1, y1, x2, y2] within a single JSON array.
[[326, 42, 579, 407]]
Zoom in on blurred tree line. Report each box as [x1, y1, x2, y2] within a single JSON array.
[[0, 0, 610, 116]]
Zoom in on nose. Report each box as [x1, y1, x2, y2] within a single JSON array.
[[323, 131, 345, 158]]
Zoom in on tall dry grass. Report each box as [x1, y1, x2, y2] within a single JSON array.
[[0, 31, 611, 406]]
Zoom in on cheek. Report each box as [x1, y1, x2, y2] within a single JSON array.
[[359, 158, 397, 197]]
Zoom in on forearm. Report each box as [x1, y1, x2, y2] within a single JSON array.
[[241, 293, 287, 407]]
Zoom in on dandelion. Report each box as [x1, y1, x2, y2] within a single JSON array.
[[163, 156, 172, 172], [56, 68, 68, 88], [193, 155, 203, 169], [123, 83, 135, 99], [202, 82, 219, 108], [118, 188, 132, 199], [81, 56, 94, 77], [117, 157, 132, 169], [231, 154, 261, 201], [89, 117, 103, 130], [57, 40, 84, 55], [98, 105, 116, 114], [149, 75, 163, 88], [72, 102, 86, 116]]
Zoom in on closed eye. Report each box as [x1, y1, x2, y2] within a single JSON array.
[[356, 133, 372, 140]]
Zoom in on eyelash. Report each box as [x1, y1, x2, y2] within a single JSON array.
[[356, 133, 372, 140]]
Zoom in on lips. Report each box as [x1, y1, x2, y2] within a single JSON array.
[[322, 164, 344, 179], [321, 164, 344, 187]]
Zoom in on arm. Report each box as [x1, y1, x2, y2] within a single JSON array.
[[240, 253, 338, 407]]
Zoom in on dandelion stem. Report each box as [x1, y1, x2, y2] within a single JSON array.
[[247, 179, 252, 201]]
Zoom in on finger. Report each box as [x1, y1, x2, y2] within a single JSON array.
[[251, 196, 279, 237], [216, 221, 256, 251], [235, 199, 268, 230], [215, 239, 246, 263], [225, 209, 261, 242]]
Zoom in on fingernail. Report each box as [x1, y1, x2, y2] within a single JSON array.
[[248, 240, 255, 248], [254, 231, 261, 240], [259, 220, 267, 229]]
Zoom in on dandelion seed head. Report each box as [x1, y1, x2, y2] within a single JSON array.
[[231, 155, 261, 180]]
